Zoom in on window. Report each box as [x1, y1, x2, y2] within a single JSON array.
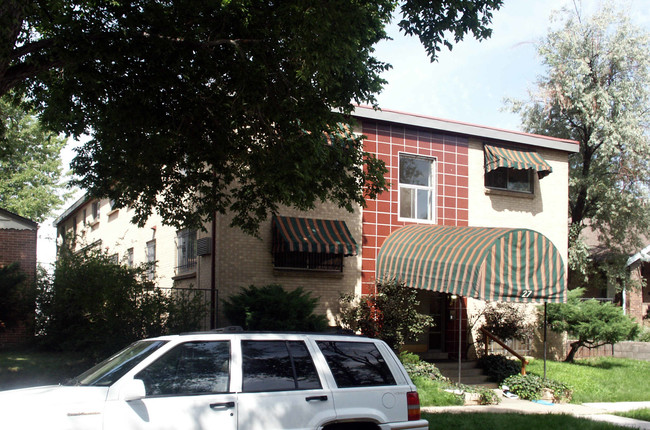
[[136, 341, 230, 396], [146, 240, 156, 280], [317, 341, 396, 388], [242, 341, 321, 392], [91, 201, 100, 220], [399, 154, 436, 221], [82, 209, 87, 226], [126, 248, 134, 267], [176, 229, 197, 273], [485, 167, 534, 193], [273, 252, 343, 272], [109, 253, 119, 264]]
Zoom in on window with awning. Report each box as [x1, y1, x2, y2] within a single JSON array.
[[272, 216, 357, 271], [484, 144, 553, 179], [376, 224, 566, 303]]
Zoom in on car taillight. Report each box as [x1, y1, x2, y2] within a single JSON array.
[[406, 391, 421, 421]]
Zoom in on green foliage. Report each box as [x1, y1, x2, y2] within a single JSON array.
[[0, 0, 502, 234], [411, 376, 464, 407], [638, 328, 650, 342], [509, 5, 650, 271], [222, 284, 328, 331], [478, 302, 536, 345], [502, 374, 572, 402], [0, 96, 69, 222], [477, 354, 521, 383], [400, 359, 447, 383], [547, 288, 640, 362], [422, 412, 623, 429], [339, 279, 434, 352], [527, 357, 650, 403], [614, 408, 650, 423], [37, 246, 206, 359], [0, 263, 33, 331]]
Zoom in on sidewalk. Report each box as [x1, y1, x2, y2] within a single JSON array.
[[422, 390, 650, 429]]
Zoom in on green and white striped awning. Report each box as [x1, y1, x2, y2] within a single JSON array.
[[272, 216, 358, 256], [376, 225, 566, 303], [484, 144, 552, 178]]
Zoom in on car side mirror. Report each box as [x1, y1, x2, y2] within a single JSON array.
[[120, 379, 146, 401]]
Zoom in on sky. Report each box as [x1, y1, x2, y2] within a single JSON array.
[[35, 0, 650, 267]]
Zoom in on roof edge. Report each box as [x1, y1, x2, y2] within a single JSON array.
[[0, 208, 38, 229], [53, 193, 90, 227], [352, 105, 580, 153]]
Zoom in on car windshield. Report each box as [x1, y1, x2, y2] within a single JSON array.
[[67, 340, 168, 387]]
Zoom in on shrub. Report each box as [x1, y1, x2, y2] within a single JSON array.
[[478, 302, 535, 347], [0, 263, 33, 331], [638, 328, 650, 343], [222, 284, 328, 331], [502, 374, 572, 402], [36, 246, 206, 359], [477, 354, 522, 383], [339, 280, 434, 352]]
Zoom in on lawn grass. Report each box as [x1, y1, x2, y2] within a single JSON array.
[[614, 408, 650, 423], [412, 376, 464, 407], [0, 348, 92, 391], [422, 412, 623, 429], [526, 357, 650, 403]]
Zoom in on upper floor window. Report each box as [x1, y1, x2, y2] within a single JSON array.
[[399, 154, 436, 221], [91, 201, 100, 221], [146, 239, 156, 280], [485, 167, 534, 193], [176, 229, 197, 273]]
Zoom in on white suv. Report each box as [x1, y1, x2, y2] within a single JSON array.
[[0, 329, 428, 430]]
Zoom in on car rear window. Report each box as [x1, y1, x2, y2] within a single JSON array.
[[317, 341, 396, 388], [242, 340, 321, 392]]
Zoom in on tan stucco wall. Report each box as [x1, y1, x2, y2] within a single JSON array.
[[467, 139, 569, 260]]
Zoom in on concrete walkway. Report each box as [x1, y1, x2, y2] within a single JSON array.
[[422, 390, 650, 429]]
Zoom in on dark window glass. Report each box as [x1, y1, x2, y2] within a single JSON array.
[[485, 167, 533, 193], [273, 251, 343, 271], [242, 341, 321, 392], [317, 341, 396, 388], [136, 341, 230, 396]]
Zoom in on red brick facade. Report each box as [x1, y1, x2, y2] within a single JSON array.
[[360, 119, 469, 294], [0, 228, 37, 346]]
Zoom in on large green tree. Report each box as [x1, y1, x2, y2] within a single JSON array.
[[0, 96, 68, 221], [1, 0, 502, 234], [511, 7, 650, 273], [547, 288, 639, 362]]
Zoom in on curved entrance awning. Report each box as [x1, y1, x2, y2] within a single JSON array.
[[376, 225, 566, 303]]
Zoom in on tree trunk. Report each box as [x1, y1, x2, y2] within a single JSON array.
[[564, 340, 582, 362]]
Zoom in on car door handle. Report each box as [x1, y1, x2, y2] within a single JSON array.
[[305, 395, 328, 402], [210, 401, 235, 409]]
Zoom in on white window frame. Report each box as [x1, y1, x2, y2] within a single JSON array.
[[397, 152, 437, 223]]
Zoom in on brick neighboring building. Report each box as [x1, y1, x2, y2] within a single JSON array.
[[0, 208, 38, 345], [54, 106, 579, 359]]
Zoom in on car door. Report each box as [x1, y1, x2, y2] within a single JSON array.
[[104, 340, 237, 430], [235, 339, 336, 430]]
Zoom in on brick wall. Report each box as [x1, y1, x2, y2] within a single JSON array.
[[0, 228, 37, 346], [360, 119, 469, 295]]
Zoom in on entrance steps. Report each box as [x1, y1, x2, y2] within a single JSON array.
[[430, 360, 497, 388]]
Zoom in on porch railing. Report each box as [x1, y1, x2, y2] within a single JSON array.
[[480, 327, 529, 375]]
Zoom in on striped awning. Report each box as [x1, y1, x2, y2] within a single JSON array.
[[272, 216, 358, 256], [376, 225, 566, 303], [484, 144, 552, 178]]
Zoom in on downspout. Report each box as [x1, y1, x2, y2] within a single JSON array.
[[210, 216, 217, 329]]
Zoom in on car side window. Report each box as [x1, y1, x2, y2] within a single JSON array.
[[316, 341, 396, 388], [242, 340, 321, 392], [135, 341, 230, 396]]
